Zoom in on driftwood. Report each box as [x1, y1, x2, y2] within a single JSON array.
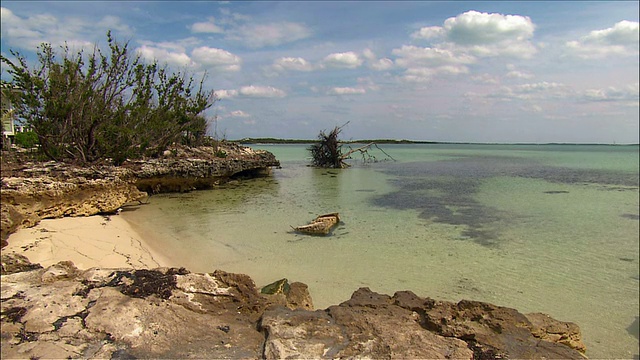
[[292, 213, 340, 235]]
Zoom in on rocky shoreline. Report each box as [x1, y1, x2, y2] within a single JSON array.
[[0, 142, 280, 246], [0, 143, 588, 358], [1, 255, 587, 359]]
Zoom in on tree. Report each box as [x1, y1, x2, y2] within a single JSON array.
[[1, 31, 215, 165]]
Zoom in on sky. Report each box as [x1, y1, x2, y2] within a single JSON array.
[[1, 1, 639, 143]]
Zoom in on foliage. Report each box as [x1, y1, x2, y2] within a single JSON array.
[[308, 125, 345, 168], [0, 31, 215, 165], [13, 131, 39, 149]]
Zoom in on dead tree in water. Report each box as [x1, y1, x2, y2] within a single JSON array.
[[308, 126, 344, 168], [308, 124, 395, 168]]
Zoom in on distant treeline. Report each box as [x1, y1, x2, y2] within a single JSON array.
[[236, 138, 639, 146], [236, 138, 439, 145]]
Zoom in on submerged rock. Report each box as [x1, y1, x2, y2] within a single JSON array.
[[1, 260, 587, 359]]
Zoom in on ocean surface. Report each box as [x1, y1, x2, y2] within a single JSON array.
[[124, 143, 639, 358]]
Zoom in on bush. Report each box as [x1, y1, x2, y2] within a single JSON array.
[[1, 31, 215, 165], [13, 131, 38, 149]]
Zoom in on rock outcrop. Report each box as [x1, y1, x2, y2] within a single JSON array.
[[1, 255, 587, 359], [0, 142, 280, 246]]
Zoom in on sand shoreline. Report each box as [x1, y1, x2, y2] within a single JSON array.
[[3, 214, 174, 270]]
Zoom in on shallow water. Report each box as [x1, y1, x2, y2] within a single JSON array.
[[124, 144, 639, 358]]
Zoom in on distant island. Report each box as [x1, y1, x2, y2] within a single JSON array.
[[234, 138, 639, 146], [237, 138, 442, 144]]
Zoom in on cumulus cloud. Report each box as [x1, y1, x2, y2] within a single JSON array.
[[238, 85, 286, 98], [137, 44, 193, 67], [191, 17, 224, 33], [400, 65, 469, 83], [229, 110, 251, 117], [362, 48, 394, 71], [327, 86, 366, 95], [0, 7, 106, 50], [391, 45, 475, 83], [392, 45, 475, 68], [506, 70, 534, 79], [215, 89, 238, 99], [444, 11, 534, 45], [582, 83, 639, 102], [191, 46, 241, 71], [411, 26, 444, 40], [566, 20, 639, 59], [227, 22, 311, 48], [489, 81, 573, 100], [323, 51, 363, 69], [271, 57, 316, 72], [410, 11, 537, 59]]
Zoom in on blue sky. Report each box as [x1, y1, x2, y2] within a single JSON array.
[[1, 1, 638, 143]]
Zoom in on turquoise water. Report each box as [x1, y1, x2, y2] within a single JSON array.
[[124, 144, 639, 358]]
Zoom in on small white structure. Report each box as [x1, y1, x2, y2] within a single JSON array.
[[1, 83, 19, 148]]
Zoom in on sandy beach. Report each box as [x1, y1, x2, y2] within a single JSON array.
[[3, 214, 173, 270]]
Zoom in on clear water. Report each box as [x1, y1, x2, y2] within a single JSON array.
[[123, 144, 639, 359]]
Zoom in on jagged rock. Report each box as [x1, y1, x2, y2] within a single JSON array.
[[526, 312, 587, 354], [0, 262, 587, 359], [0, 253, 42, 275], [125, 142, 280, 193], [261, 279, 314, 311]]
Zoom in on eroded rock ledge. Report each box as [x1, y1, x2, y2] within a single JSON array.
[[1, 255, 587, 359], [0, 142, 280, 246]]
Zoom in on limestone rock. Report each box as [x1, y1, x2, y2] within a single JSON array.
[[1, 142, 280, 246], [1, 263, 587, 359], [1, 253, 42, 275]]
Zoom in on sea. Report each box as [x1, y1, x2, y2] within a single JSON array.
[[123, 143, 639, 359]]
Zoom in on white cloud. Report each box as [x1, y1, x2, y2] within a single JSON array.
[[490, 81, 573, 100], [322, 51, 363, 69], [582, 20, 639, 46], [191, 17, 224, 33], [472, 73, 500, 84], [327, 86, 366, 95], [215, 89, 238, 99], [392, 45, 475, 68], [506, 70, 534, 79], [97, 15, 134, 35], [411, 11, 537, 59], [271, 57, 316, 72], [137, 45, 193, 67], [411, 26, 444, 40], [227, 22, 311, 48], [400, 65, 469, 83], [371, 58, 394, 71], [444, 11, 535, 45], [229, 110, 250, 117], [239, 85, 286, 98], [191, 46, 241, 71], [566, 20, 639, 59], [582, 83, 639, 102]]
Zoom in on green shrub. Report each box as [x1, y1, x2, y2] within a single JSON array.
[[13, 131, 38, 148], [1, 31, 215, 165]]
